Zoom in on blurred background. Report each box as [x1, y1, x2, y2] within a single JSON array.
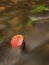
[[0, 0, 49, 65]]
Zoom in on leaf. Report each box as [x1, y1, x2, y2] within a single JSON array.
[[26, 20, 35, 26], [17, 24, 23, 29], [31, 5, 46, 13]]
